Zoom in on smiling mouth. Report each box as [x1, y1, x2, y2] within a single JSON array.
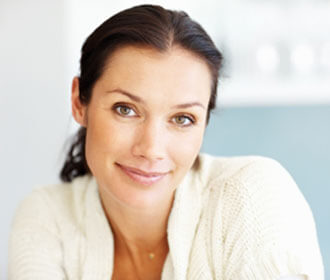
[[116, 163, 169, 186]]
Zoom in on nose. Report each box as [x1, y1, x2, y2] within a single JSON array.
[[131, 119, 166, 162]]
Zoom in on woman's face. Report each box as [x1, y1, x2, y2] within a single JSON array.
[[73, 45, 212, 209]]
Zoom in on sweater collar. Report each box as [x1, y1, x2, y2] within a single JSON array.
[[83, 176, 114, 280], [166, 168, 202, 280]]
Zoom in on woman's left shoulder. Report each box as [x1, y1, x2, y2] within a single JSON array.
[[198, 153, 311, 217], [197, 153, 296, 193], [196, 153, 324, 279]]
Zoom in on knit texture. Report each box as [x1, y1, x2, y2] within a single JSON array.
[[8, 154, 324, 279]]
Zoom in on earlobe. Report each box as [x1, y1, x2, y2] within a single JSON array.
[[71, 77, 87, 127]]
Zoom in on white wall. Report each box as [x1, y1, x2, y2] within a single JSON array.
[[218, 0, 330, 106], [0, 0, 70, 277]]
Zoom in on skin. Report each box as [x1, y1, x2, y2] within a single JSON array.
[[71, 45, 212, 279]]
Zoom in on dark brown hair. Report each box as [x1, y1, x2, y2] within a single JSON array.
[[60, 4, 223, 182]]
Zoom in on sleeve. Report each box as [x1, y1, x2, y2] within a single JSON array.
[[8, 189, 66, 280], [219, 157, 324, 280]]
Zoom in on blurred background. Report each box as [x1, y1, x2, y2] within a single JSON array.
[[1, 0, 329, 278]]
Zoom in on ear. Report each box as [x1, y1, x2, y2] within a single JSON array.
[[71, 76, 87, 127]]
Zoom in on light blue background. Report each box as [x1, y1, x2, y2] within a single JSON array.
[[202, 105, 330, 279]]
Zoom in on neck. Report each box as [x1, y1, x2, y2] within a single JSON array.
[[99, 187, 174, 258]]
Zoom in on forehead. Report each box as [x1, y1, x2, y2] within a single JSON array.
[[96, 45, 212, 103], [105, 44, 209, 69]]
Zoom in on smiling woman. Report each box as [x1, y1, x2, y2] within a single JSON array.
[[71, 45, 211, 212], [8, 4, 324, 280]]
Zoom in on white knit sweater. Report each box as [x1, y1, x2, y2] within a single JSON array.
[[8, 154, 324, 279]]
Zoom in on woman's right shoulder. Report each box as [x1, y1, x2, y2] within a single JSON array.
[[9, 175, 97, 279], [33, 175, 94, 205], [11, 175, 95, 232]]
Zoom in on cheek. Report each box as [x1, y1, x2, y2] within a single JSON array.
[[169, 128, 205, 169], [84, 115, 136, 172]]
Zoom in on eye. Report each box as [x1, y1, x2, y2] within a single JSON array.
[[113, 104, 137, 117], [172, 115, 195, 127]]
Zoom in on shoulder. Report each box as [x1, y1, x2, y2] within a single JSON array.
[[17, 175, 94, 211], [196, 153, 294, 192], [196, 153, 312, 233], [8, 176, 98, 279], [11, 175, 96, 235], [195, 154, 324, 278]]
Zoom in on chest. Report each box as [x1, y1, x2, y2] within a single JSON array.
[[111, 253, 167, 280]]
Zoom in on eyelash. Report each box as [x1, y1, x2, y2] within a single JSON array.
[[172, 114, 196, 127], [112, 103, 196, 127], [112, 103, 137, 117]]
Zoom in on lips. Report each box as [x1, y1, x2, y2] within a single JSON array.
[[116, 163, 169, 186]]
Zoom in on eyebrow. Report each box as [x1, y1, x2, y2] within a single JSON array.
[[106, 88, 206, 110], [106, 88, 144, 103], [173, 102, 205, 110]]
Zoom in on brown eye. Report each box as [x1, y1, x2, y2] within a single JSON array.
[[172, 115, 194, 127], [114, 105, 136, 117]]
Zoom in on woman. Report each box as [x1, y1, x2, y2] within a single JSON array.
[[8, 4, 324, 280]]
